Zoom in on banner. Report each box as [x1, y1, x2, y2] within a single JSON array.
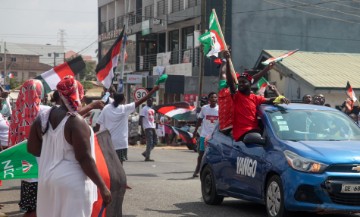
[[0, 140, 38, 180]]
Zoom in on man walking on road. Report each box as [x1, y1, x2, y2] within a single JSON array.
[[192, 92, 219, 177], [140, 98, 157, 161]]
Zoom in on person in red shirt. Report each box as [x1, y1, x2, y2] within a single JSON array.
[[223, 50, 290, 141]]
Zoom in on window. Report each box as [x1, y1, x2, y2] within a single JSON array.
[[157, 0, 168, 16], [172, 0, 184, 13], [29, 72, 37, 78], [108, 18, 115, 31], [144, 5, 153, 21], [0, 57, 2, 62], [182, 26, 194, 63], [188, 0, 198, 8], [168, 30, 179, 64], [26, 57, 31, 62], [11, 57, 16, 62], [48, 53, 52, 57]]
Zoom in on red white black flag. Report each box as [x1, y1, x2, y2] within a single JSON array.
[[95, 28, 125, 89], [346, 81, 357, 102]]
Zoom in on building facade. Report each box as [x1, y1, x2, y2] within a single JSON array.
[[0, 42, 52, 85], [98, 0, 232, 105]]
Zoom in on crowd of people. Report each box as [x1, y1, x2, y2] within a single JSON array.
[[1, 48, 359, 217]]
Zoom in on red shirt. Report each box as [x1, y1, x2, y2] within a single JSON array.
[[232, 92, 266, 141]]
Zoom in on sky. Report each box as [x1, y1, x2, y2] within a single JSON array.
[[0, 0, 98, 58]]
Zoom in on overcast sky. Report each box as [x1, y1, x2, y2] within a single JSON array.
[[0, 0, 98, 57]]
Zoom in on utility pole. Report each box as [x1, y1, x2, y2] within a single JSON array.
[[198, 0, 206, 107], [4, 42, 6, 87], [53, 52, 56, 67]]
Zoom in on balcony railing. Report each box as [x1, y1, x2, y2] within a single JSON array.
[[136, 47, 200, 72]]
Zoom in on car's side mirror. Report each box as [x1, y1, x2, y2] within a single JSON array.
[[243, 132, 266, 145]]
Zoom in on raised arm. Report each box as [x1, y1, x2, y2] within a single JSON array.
[[223, 50, 236, 94], [135, 85, 160, 108], [252, 62, 275, 84]]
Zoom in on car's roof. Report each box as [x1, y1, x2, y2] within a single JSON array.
[[260, 103, 338, 112]]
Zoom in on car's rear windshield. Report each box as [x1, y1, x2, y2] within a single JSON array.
[[266, 110, 360, 141]]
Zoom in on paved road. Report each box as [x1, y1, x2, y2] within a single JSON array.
[[1, 145, 359, 217]]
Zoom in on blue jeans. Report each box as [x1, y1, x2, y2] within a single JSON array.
[[144, 128, 157, 159]]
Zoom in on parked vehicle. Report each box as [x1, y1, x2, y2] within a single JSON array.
[[200, 103, 360, 217]]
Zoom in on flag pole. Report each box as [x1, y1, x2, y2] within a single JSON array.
[[212, 9, 238, 84]]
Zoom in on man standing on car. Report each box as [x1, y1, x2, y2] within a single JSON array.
[[224, 50, 289, 141], [192, 92, 219, 178], [140, 97, 157, 161]]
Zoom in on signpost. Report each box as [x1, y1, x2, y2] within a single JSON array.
[[134, 87, 149, 102]]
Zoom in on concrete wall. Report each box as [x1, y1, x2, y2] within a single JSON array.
[[232, 0, 360, 71]]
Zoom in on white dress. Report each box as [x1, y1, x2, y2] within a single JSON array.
[[37, 114, 97, 217]]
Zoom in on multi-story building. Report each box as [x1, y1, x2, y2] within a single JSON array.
[[98, 0, 231, 105]]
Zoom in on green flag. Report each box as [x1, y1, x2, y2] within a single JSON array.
[[198, 10, 226, 57], [257, 77, 269, 96], [0, 140, 38, 180]]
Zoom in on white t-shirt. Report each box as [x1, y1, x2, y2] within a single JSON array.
[[140, 105, 156, 129], [96, 102, 135, 150], [199, 104, 219, 137], [0, 113, 9, 146]]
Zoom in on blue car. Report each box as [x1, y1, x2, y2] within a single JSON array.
[[200, 103, 360, 217]]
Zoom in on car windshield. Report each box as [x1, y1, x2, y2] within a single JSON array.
[[266, 109, 360, 141]]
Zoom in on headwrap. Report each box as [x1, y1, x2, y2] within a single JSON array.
[[237, 72, 254, 84], [56, 75, 83, 115], [8, 79, 44, 147]]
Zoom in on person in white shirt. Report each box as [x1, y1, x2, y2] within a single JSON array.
[[140, 98, 158, 161], [96, 85, 159, 164], [192, 92, 219, 177]]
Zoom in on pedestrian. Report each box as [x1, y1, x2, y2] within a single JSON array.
[[223, 50, 290, 142], [302, 94, 312, 104], [192, 92, 219, 178], [7, 79, 51, 217], [313, 94, 325, 105], [0, 99, 9, 151], [140, 98, 157, 161], [0, 86, 12, 120], [96, 85, 160, 164], [27, 75, 111, 217]]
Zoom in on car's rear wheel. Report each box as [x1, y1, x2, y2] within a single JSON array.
[[266, 175, 289, 217], [201, 165, 224, 205]]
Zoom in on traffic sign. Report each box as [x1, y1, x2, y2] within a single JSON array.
[[134, 87, 149, 102]]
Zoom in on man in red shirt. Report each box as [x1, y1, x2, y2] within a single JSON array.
[[223, 50, 290, 141]]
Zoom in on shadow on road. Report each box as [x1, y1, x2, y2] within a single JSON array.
[[0, 186, 20, 192], [142, 199, 360, 217]]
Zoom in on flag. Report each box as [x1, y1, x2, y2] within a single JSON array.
[[257, 77, 269, 96], [155, 102, 196, 121], [0, 140, 38, 180], [96, 28, 125, 89], [35, 56, 85, 93], [346, 81, 357, 102], [92, 130, 126, 217], [198, 10, 225, 57], [261, 49, 299, 65]]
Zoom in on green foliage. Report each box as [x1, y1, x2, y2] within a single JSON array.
[[81, 81, 93, 91], [9, 78, 20, 90]]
